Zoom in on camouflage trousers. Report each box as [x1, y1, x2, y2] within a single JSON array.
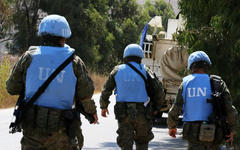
[[21, 130, 80, 150], [115, 103, 154, 150]]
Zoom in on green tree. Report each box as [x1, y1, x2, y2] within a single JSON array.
[[175, 0, 240, 146], [144, 0, 175, 31], [0, 0, 14, 43], [107, 0, 149, 64], [40, 0, 111, 68], [9, 0, 41, 54], [7, 0, 175, 73]]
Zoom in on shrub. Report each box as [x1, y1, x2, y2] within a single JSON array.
[[0, 55, 17, 108]]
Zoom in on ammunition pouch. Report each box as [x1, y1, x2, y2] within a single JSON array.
[[22, 105, 64, 135], [22, 105, 80, 137], [22, 105, 81, 149], [114, 102, 153, 121], [114, 102, 127, 121], [199, 123, 216, 142]]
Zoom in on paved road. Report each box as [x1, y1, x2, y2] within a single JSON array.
[[81, 94, 188, 150], [0, 94, 188, 150]]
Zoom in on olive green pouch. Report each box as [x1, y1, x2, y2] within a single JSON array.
[[199, 123, 216, 142]]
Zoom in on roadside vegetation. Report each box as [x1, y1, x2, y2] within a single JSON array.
[[0, 54, 17, 108]]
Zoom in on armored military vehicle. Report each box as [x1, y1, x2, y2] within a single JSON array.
[[140, 16, 188, 124]]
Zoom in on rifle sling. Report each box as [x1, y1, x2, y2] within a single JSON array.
[[25, 53, 75, 109]]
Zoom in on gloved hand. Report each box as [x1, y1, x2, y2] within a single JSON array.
[[168, 128, 177, 138]]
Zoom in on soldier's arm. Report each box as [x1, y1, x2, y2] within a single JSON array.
[[221, 80, 238, 134], [99, 66, 118, 109], [6, 52, 32, 95], [73, 56, 96, 115], [167, 83, 184, 129]]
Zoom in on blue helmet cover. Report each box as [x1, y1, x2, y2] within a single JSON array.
[[187, 51, 211, 70], [38, 15, 71, 38], [123, 44, 144, 58]]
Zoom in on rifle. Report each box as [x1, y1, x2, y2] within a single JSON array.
[[208, 75, 230, 140], [9, 93, 25, 134]]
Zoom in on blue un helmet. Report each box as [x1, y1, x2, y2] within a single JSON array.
[[187, 51, 211, 70], [123, 44, 144, 58], [38, 15, 71, 38]]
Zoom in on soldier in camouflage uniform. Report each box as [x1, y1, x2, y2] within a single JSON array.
[[100, 44, 164, 150], [6, 15, 98, 150], [167, 51, 238, 150]]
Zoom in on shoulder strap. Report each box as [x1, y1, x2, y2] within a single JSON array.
[[126, 62, 147, 84], [25, 53, 75, 108]]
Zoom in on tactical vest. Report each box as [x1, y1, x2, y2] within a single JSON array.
[[114, 62, 148, 102], [182, 74, 213, 122], [25, 45, 77, 109]]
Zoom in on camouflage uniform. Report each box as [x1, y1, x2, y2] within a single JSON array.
[[100, 66, 164, 150], [167, 80, 238, 150], [6, 47, 96, 150]]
